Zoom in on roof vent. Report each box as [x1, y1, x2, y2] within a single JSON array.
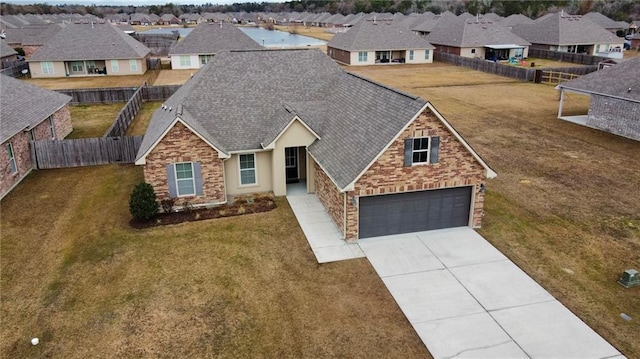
[[618, 269, 639, 288]]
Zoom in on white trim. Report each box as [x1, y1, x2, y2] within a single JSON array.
[[238, 153, 258, 187], [262, 116, 321, 150], [6, 142, 17, 174], [410, 136, 431, 165], [134, 116, 229, 165], [174, 162, 196, 197]]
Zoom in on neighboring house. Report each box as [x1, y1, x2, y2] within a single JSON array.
[[129, 13, 152, 26], [630, 20, 639, 35], [3, 24, 64, 57], [135, 49, 496, 241], [426, 17, 530, 61], [0, 40, 18, 69], [0, 75, 72, 199], [327, 17, 435, 65], [28, 23, 150, 78], [114, 23, 136, 35], [511, 12, 625, 58], [556, 57, 640, 141], [497, 13, 534, 29], [169, 22, 262, 69], [581, 12, 628, 33], [159, 14, 181, 25], [411, 11, 457, 36], [630, 33, 640, 50]]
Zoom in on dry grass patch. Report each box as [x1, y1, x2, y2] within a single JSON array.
[[347, 63, 640, 357], [275, 25, 335, 41], [68, 103, 125, 138], [24, 73, 156, 90], [154, 69, 194, 85], [1, 165, 431, 358], [126, 101, 162, 136]]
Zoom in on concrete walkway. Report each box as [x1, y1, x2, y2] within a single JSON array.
[[286, 193, 364, 263], [359, 228, 625, 359], [286, 194, 624, 358]]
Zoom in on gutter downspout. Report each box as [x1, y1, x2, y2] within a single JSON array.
[[343, 192, 347, 240]]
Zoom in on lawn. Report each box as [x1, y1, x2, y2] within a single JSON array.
[[24, 72, 159, 90], [67, 103, 124, 138], [1, 169, 429, 357], [348, 63, 640, 357]]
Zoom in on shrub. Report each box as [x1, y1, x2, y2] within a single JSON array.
[[129, 182, 158, 220]]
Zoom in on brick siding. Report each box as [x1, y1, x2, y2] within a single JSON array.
[[344, 107, 487, 240], [327, 46, 351, 65], [313, 159, 345, 237], [143, 121, 225, 206], [587, 95, 640, 141], [0, 105, 71, 198]]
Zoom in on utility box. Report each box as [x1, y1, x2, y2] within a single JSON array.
[[618, 269, 639, 288]]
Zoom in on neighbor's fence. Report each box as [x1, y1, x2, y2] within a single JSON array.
[[133, 33, 179, 56], [434, 52, 535, 81], [30, 136, 144, 169], [534, 66, 598, 84], [0, 62, 29, 78], [103, 85, 145, 137], [528, 48, 609, 66], [56, 85, 180, 105]]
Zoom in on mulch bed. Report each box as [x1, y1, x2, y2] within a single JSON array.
[[130, 194, 277, 229]]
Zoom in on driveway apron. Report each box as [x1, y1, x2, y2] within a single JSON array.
[[359, 228, 624, 359]]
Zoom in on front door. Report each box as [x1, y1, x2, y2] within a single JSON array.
[[285, 147, 299, 183]]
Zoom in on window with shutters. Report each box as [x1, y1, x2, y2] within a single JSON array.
[[404, 136, 440, 166], [239, 154, 256, 185], [175, 162, 195, 196]]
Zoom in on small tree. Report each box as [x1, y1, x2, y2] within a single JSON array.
[[129, 182, 159, 220]]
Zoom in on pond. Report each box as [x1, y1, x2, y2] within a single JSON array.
[[239, 27, 326, 48]]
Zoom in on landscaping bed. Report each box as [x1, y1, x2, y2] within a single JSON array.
[[131, 193, 277, 228]]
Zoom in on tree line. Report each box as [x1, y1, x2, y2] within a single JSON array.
[[1, 0, 637, 22]]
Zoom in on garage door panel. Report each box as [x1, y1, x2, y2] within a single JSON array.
[[359, 187, 472, 239]]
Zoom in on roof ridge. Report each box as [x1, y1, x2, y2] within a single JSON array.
[[345, 72, 420, 100]]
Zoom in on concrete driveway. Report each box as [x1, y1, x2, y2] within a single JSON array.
[[359, 228, 624, 359]]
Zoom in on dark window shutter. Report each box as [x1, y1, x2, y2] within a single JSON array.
[[193, 162, 203, 195], [430, 136, 440, 164], [166, 164, 177, 197], [403, 138, 413, 167]]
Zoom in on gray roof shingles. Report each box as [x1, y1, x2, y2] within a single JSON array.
[[328, 17, 434, 51], [511, 12, 624, 46], [0, 75, 71, 143], [137, 49, 428, 190], [557, 57, 640, 102], [169, 22, 262, 55], [28, 23, 150, 61], [425, 17, 530, 47], [0, 40, 17, 58]]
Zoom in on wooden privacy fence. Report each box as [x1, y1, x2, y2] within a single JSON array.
[[0, 62, 29, 78], [103, 85, 144, 137], [31, 136, 143, 169], [57, 87, 138, 104], [528, 48, 609, 65], [434, 52, 535, 81], [534, 66, 598, 84], [56, 85, 180, 105]]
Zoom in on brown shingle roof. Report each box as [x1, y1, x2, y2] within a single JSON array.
[[328, 18, 434, 51]]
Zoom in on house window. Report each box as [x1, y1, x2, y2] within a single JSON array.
[[412, 137, 430, 164], [180, 55, 191, 67], [404, 136, 440, 166], [595, 44, 601, 53], [199, 54, 214, 65], [129, 59, 138, 72], [239, 153, 256, 185], [174, 162, 195, 196], [70, 61, 83, 72], [41, 62, 54, 74], [409, 50, 414, 60], [111, 60, 119, 73], [358, 51, 368, 62], [425, 49, 430, 60], [471, 48, 476, 54], [6, 143, 17, 174], [48, 116, 56, 139]]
